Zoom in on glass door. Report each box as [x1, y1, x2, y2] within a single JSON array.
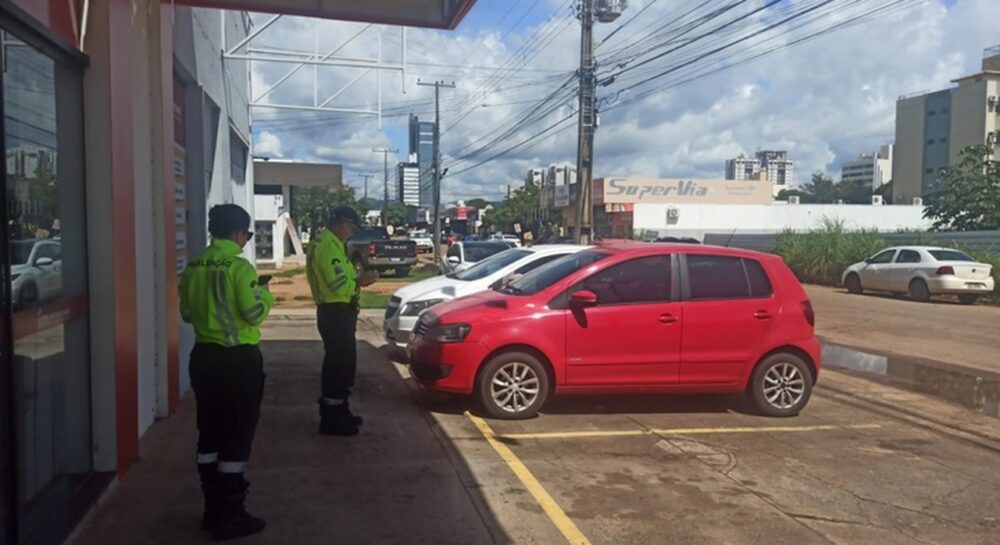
[[1, 28, 93, 545]]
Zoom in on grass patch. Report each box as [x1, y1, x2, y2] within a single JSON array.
[[359, 291, 390, 309], [378, 269, 439, 283], [274, 267, 306, 278]]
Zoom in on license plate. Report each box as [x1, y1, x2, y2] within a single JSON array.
[[390, 257, 402, 262]]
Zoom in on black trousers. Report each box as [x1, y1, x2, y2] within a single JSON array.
[[190, 344, 265, 464], [317, 302, 357, 400]]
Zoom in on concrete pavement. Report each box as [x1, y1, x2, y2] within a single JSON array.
[[69, 312, 1000, 544]]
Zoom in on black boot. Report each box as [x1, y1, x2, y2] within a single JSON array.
[[318, 401, 359, 436], [343, 399, 363, 426], [211, 473, 266, 541], [197, 462, 221, 531]]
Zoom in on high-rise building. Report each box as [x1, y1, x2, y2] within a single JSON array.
[[841, 144, 894, 191], [398, 161, 420, 206], [893, 45, 1000, 204], [408, 114, 436, 207], [725, 150, 794, 196], [725, 154, 760, 181]]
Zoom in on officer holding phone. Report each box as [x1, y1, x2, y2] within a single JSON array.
[[307, 206, 378, 436], [180, 204, 273, 540]]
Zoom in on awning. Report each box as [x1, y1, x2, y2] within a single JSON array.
[[174, 0, 476, 30]]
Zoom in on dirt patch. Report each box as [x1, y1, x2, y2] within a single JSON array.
[[269, 272, 412, 308]]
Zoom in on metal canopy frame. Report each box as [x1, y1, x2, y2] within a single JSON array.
[[223, 15, 407, 127]]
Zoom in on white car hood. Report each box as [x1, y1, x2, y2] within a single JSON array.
[[392, 271, 505, 305]]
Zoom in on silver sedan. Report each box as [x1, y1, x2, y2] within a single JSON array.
[[842, 246, 994, 305]]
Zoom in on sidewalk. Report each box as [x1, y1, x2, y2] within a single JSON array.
[[69, 313, 506, 545]]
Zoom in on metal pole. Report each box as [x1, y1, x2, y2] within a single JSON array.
[[372, 147, 398, 226], [417, 80, 456, 267], [574, 0, 596, 244]]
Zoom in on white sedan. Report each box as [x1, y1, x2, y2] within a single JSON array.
[[842, 246, 994, 304], [384, 245, 587, 347]]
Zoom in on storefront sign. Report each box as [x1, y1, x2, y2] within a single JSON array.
[[554, 185, 570, 207], [596, 178, 773, 205]]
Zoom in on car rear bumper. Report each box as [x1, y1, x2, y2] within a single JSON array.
[[925, 276, 995, 294], [407, 337, 488, 394]]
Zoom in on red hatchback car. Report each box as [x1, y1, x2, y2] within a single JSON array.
[[408, 242, 820, 419]]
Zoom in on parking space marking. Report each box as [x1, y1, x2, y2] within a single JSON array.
[[496, 423, 882, 441], [466, 412, 592, 545]]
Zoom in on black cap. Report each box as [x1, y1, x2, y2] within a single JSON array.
[[208, 204, 251, 238], [329, 206, 361, 228]]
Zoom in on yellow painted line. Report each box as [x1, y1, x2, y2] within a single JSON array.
[[497, 423, 882, 441], [466, 412, 592, 545]]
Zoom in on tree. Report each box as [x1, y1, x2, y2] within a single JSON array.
[[482, 183, 540, 232], [923, 145, 1000, 231], [874, 179, 893, 204], [835, 177, 872, 204], [294, 186, 367, 236], [386, 202, 415, 228], [466, 198, 490, 209], [799, 172, 838, 203]]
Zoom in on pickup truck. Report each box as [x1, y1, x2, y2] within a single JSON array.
[[347, 226, 418, 277]]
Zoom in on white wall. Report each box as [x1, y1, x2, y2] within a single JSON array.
[[632, 203, 932, 238]]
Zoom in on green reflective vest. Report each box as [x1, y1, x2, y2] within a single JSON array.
[[179, 238, 273, 346], [306, 229, 358, 305]]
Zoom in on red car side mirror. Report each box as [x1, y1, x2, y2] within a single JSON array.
[[570, 290, 598, 308]]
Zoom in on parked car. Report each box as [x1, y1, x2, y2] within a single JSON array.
[[842, 246, 994, 305], [535, 236, 577, 245], [442, 241, 510, 274], [408, 242, 820, 419], [347, 226, 418, 278], [10, 239, 62, 309], [384, 245, 586, 347], [489, 233, 523, 248], [407, 230, 434, 253]]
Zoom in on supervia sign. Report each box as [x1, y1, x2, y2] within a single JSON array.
[[599, 178, 773, 205]]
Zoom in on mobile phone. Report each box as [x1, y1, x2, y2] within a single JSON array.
[[258, 275, 273, 286]]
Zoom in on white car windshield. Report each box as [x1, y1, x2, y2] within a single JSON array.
[[453, 249, 531, 281]]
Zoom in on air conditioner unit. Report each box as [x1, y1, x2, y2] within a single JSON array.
[[788, 196, 801, 205], [988, 95, 999, 112], [834, 199, 845, 205], [912, 197, 923, 206], [872, 195, 884, 206]]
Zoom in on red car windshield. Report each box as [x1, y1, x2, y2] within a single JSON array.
[[500, 250, 610, 295]]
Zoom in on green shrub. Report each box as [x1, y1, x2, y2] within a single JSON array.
[[773, 218, 884, 285]]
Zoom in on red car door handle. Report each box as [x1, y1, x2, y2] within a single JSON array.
[[754, 310, 772, 320], [658, 313, 679, 324]]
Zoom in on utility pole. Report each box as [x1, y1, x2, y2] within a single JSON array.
[[417, 79, 456, 266], [372, 147, 398, 226], [574, 0, 597, 245], [357, 173, 374, 201]]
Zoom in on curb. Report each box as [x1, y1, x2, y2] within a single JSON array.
[[821, 342, 1000, 419]]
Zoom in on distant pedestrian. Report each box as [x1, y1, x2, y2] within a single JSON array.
[[180, 204, 273, 541], [307, 206, 378, 436]]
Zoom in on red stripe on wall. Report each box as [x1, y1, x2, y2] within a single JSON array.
[[109, 0, 139, 476]]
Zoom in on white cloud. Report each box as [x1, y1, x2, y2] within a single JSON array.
[[249, 0, 998, 201], [255, 130, 284, 158]]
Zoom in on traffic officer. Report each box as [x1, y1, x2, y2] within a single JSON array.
[[306, 206, 377, 436], [180, 204, 272, 541]]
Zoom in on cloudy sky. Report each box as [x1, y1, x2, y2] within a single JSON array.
[[248, 0, 997, 202]]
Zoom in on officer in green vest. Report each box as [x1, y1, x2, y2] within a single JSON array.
[[307, 206, 377, 436], [180, 204, 272, 541]]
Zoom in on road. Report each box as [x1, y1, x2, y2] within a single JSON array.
[[806, 285, 1000, 374]]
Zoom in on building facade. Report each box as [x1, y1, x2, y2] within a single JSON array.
[[408, 115, 436, 208], [398, 161, 420, 206], [841, 144, 894, 191], [0, 2, 473, 544], [725, 150, 793, 196], [893, 45, 1000, 205]]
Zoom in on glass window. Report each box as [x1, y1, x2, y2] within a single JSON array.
[[688, 255, 750, 300], [579, 256, 672, 305], [462, 242, 508, 262], [514, 253, 563, 275], [229, 130, 247, 186], [3, 29, 92, 541], [744, 258, 773, 297], [505, 250, 610, 296], [869, 249, 897, 264], [896, 250, 922, 264], [454, 249, 529, 281], [929, 250, 975, 262]]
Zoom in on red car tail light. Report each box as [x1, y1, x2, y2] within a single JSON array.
[[935, 266, 954, 275], [801, 300, 815, 327], [368, 243, 377, 256]]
